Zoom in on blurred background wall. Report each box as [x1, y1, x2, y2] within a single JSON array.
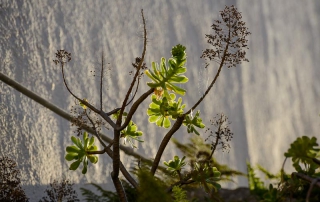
[[1, 0, 319, 200]]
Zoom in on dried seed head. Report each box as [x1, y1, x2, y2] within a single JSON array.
[[53, 50, 72, 65], [201, 5, 250, 68]]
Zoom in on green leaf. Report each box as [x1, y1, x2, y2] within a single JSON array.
[[88, 155, 98, 164], [88, 145, 98, 151], [88, 136, 95, 148], [183, 110, 205, 135], [69, 160, 81, 170], [191, 162, 222, 193], [163, 118, 171, 128], [169, 75, 188, 83], [82, 159, 88, 174], [65, 153, 78, 161], [71, 136, 83, 150], [149, 115, 159, 123], [66, 145, 81, 153], [156, 117, 165, 127], [163, 156, 186, 175]]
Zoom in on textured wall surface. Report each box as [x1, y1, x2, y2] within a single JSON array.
[[0, 0, 319, 200]]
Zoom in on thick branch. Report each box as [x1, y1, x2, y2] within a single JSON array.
[[113, 129, 121, 183], [111, 172, 128, 202], [151, 116, 185, 175], [105, 148, 139, 189], [87, 113, 138, 189]]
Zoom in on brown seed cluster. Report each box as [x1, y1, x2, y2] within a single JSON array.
[[70, 103, 107, 137], [205, 113, 233, 153], [129, 57, 147, 77], [53, 50, 72, 65], [201, 5, 250, 68], [0, 156, 28, 201]]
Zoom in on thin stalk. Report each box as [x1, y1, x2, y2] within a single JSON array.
[[100, 51, 104, 111], [117, 9, 147, 124]]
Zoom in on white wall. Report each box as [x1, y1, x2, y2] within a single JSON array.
[[1, 0, 319, 200]]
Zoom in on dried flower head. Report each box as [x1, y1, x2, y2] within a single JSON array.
[[53, 50, 72, 65], [130, 57, 147, 78], [201, 5, 250, 68], [70, 101, 107, 136], [205, 113, 233, 153]]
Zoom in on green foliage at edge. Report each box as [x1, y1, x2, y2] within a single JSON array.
[[284, 136, 320, 174], [172, 186, 189, 202], [81, 180, 137, 202], [137, 169, 172, 202]]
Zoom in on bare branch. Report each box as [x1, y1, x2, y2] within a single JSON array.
[[86, 150, 106, 155], [85, 110, 108, 148], [117, 9, 147, 125], [292, 172, 320, 188], [106, 108, 121, 116], [125, 76, 141, 107], [60, 62, 117, 129], [186, 5, 250, 114], [100, 51, 104, 111], [313, 158, 320, 166], [119, 88, 154, 131]]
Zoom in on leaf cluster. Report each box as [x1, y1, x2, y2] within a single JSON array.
[[145, 44, 188, 97], [284, 136, 320, 174], [65, 132, 99, 174], [147, 93, 186, 128], [248, 136, 320, 201]]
